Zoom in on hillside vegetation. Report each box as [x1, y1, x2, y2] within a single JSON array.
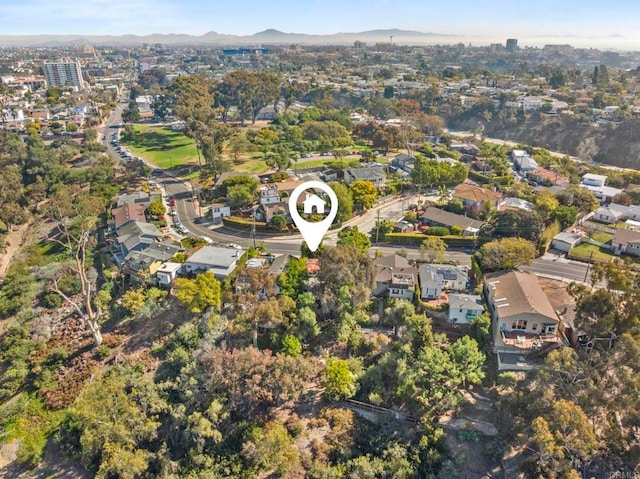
[[450, 112, 640, 169]]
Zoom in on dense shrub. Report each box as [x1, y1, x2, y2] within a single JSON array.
[[424, 226, 451, 236]]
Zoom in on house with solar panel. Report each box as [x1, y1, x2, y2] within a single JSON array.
[[418, 264, 469, 300]]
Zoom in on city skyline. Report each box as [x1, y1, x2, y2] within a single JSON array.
[[0, 0, 639, 49]]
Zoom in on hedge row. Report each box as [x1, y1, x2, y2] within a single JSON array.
[[222, 216, 275, 233], [222, 216, 343, 235], [383, 233, 491, 247]]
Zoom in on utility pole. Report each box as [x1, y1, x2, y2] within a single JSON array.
[[583, 251, 594, 283], [251, 206, 257, 249], [375, 208, 381, 245]]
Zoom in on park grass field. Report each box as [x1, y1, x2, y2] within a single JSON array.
[[122, 125, 200, 169], [123, 125, 270, 174]]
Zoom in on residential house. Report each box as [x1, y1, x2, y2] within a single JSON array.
[[255, 105, 277, 121], [255, 202, 289, 223], [31, 108, 50, 121], [612, 229, 640, 257], [393, 221, 414, 233], [210, 203, 231, 220], [501, 197, 534, 212], [272, 179, 305, 196], [124, 242, 181, 277], [551, 232, 583, 253], [511, 150, 538, 173], [593, 203, 640, 224], [526, 166, 570, 188], [581, 173, 607, 188], [259, 185, 281, 205], [320, 169, 339, 182], [484, 271, 564, 371], [419, 264, 469, 300], [389, 154, 416, 176], [452, 184, 504, 214], [579, 173, 622, 204], [522, 97, 543, 111], [448, 293, 484, 324], [115, 191, 150, 208], [343, 163, 386, 187], [450, 143, 480, 156], [111, 201, 147, 229], [373, 254, 418, 300], [184, 246, 245, 279], [114, 220, 164, 261], [420, 207, 485, 236], [156, 262, 183, 287]]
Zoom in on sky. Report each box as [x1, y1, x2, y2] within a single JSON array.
[[0, 0, 639, 48]]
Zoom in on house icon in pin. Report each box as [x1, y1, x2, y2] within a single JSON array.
[[303, 193, 326, 215]]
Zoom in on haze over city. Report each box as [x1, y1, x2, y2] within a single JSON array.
[[0, 0, 639, 49]]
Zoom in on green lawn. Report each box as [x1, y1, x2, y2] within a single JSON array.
[[590, 231, 613, 244], [569, 243, 613, 262], [121, 125, 200, 169]]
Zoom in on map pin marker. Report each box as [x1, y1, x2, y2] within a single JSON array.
[[289, 180, 338, 252]]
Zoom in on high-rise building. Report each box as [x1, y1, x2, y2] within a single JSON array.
[[506, 38, 518, 53], [43, 59, 85, 89]]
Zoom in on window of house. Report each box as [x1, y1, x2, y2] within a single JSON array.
[[459, 308, 463, 313], [532, 323, 537, 331], [511, 320, 527, 331]]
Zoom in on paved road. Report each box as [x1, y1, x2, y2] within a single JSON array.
[[522, 257, 591, 284]]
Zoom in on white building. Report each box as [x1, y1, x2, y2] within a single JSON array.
[[210, 203, 231, 220], [259, 185, 281, 205], [184, 246, 245, 279], [156, 262, 183, 287], [522, 97, 543, 111], [550, 232, 583, 253], [43, 59, 85, 89], [581, 173, 607, 188], [448, 294, 484, 324]]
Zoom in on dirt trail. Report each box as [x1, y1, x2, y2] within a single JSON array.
[[0, 221, 33, 279]]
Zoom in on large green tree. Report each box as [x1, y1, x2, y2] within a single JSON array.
[[323, 358, 357, 401], [349, 180, 377, 211], [328, 181, 354, 222], [493, 209, 544, 243], [337, 226, 371, 254], [174, 271, 222, 314], [478, 237, 537, 272]]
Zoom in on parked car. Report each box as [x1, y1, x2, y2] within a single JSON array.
[[226, 242, 242, 250], [200, 236, 213, 244]]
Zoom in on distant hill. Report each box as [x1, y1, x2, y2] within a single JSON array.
[[0, 28, 457, 47]]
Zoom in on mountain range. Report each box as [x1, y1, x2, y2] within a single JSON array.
[[0, 28, 457, 47]]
